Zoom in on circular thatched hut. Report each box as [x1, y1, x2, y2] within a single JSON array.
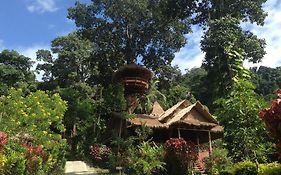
[[112, 63, 153, 94]]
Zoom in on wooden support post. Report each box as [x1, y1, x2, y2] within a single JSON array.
[[208, 131, 212, 156], [177, 128, 181, 138], [196, 134, 200, 152], [196, 134, 200, 169]]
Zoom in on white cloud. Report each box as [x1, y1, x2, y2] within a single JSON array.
[[172, 26, 204, 72], [175, 0, 281, 72], [18, 45, 49, 63], [244, 0, 281, 69], [18, 44, 50, 81], [26, 0, 58, 13]]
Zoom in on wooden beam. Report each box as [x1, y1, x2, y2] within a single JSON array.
[[175, 127, 212, 132], [208, 131, 212, 155]]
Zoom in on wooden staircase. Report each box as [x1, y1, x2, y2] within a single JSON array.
[[193, 150, 209, 175], [194, 161, 207, 174]]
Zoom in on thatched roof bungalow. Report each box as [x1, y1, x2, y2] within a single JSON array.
[[128, 100, 224, 154]]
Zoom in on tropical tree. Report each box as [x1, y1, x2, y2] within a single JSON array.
[[58, 83, 101, 159], [36, 32, 94, 88], [36, 32, 107, 159], [215, 79, 272, 162], [251, 66, 281, 101], [136, 79, 167, 114], [188, 0, 268, 106], [68, 0, 194, 85], [200, 15, 266, 107], [0, 50, 36, 94], [181, 67, 207, 103]]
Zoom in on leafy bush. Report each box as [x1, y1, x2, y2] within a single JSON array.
[[108, 136, 136, 171], [126, 141, 165, 175], [4, 149, 26, 175], [108, 134, 164, 175], [90, 144, 111, 166], [0, 88, 67, 174], [215, 80, 270, 162], [233, 160, 258, 175], [219, 170, 233, 175], [204, 147, 233, 174], [164, 138, 198, 175], [258, 162, 281, 175]]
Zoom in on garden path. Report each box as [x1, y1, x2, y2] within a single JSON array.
[[65, 161, 96, 175]]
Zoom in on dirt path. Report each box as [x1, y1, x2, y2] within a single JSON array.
[[65, 161, 96, 175]]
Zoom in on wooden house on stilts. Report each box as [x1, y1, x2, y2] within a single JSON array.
[[128, 100, 224, 172]]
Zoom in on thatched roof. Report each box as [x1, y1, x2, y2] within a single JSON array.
[[158, 100, 191, 122], [165, 101, 218, 127], [150, 101, 164, 118], [128, 114, 165, 128], [112, 64, 153, 94], [112, 63, 153, 83], [128, 100, 223, 134], [210, 125, 224, 133]]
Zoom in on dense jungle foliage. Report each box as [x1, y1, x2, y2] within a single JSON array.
[[1, 0, 281, 174]]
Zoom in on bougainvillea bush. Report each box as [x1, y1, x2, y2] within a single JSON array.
[[90, 144, 111, 166], [164, 138, 198, 175], [259, 89, 281, 159], [0, 88, 67, 174]]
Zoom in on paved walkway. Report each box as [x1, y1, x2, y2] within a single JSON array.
[[65, 161, 96, 175]]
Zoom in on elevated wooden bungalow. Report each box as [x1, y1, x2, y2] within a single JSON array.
[[128, 100, 224, 154]]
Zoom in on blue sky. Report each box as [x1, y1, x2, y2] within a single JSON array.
[[0, 0, 89, 63], [0, 0, 281, 73], [0, 0, 80, 49]]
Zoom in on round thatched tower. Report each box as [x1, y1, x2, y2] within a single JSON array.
[[112, 63, 152, 113]]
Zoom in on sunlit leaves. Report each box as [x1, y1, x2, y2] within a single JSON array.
[[0, 50, 35, 95], [215, 80, 270, 161], [68, 0, 192, 85], [0, 88, 67, 145]]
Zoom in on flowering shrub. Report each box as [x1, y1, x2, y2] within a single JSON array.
[[90, 144, 111, 163], [0, 88, 67, 174], [164, 138, 198, 175], [259, 89, 281, 159], [0, 132, 8, 151], [23, 144, 48, 162]]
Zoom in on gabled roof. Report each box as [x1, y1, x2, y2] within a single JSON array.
[[129, 100, 223, 134], [164, 101, 218, 127], [150, 101, 164, 118], [158, 100, 192, 122]]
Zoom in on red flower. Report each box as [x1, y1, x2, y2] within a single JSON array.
[[23, 144, 47, 162], [260, 89, 281, 160], [0, 131, 8, 146]]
